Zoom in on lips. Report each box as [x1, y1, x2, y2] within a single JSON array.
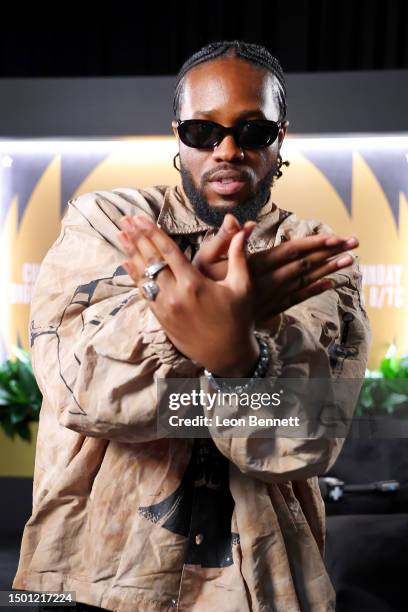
[[208, 171, 248, 196], [209, 180, 247, 195]]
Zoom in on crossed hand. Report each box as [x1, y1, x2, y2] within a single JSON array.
[[117, 213, 358, 377]]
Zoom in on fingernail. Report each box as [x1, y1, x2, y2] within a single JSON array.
[[345, 237, 358, 248], [223, 214, 237, 233], [337, 254, 353, 267], [118, 230, 129, 243], [120, 217, 133, 231], [133, 215, 152, 229]]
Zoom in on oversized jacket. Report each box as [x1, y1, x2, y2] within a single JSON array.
[[13, 182, 371, 611]]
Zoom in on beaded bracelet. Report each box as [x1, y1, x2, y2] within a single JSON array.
[[203, 331, 271, 394]]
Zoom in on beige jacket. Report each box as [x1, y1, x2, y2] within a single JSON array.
[[13, 183, 371, 611]]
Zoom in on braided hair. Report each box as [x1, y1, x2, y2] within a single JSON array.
[[173, 40, 289, 179]]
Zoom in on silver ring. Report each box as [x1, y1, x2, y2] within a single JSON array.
[[144, 260, 168, 280], [141, 280, 160, 301]]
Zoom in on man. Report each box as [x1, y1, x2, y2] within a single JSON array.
[[13, 40, 371, 611]]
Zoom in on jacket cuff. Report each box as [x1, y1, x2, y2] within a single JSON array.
[[139, 306, 198, 374], [253, 322, 284, 379]]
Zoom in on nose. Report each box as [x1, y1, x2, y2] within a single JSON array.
[[211, 134, 244, 162]]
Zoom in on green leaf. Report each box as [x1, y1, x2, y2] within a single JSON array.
[[10, 409, 29, 424], [8, 379, 28, 403], [0, 388, 13, 405], [0, 348, 42, 442]]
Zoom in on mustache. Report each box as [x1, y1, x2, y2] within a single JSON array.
[[205, 166, 252, 183]]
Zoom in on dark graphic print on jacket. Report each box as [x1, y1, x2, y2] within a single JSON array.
[[138, 438, 239, 568]]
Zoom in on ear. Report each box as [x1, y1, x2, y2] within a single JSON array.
[[171, 120, 179, 141], [278, 119, 289, 147]]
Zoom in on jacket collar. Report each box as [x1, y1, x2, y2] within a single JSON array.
[[157, 182, 284, 253]]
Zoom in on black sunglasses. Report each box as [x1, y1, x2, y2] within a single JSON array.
[[175, 118, 282, 150]]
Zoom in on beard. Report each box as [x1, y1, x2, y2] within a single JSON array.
[[179, 160, 278, 228]]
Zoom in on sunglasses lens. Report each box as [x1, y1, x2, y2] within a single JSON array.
[[178, 122, 219, 148], [177, 120, 280, 149], [239, 122, 280, 148]]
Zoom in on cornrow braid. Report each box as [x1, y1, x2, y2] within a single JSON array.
[[172, 40, 287, 122]]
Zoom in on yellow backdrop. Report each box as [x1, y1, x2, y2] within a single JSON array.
[[1, 135, 407, 475]]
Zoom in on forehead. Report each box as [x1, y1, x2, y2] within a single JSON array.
[[180, 56, 279, 121]]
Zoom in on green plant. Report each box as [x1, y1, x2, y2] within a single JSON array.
[[355, 343, 408, 417], [0, 345, 42, 441]]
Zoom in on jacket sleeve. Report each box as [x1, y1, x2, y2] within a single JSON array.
[[29, 191, 199, 443], [206, 215, 372, 483]]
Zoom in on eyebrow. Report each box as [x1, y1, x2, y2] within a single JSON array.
[[191, 109, 267, 120]]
